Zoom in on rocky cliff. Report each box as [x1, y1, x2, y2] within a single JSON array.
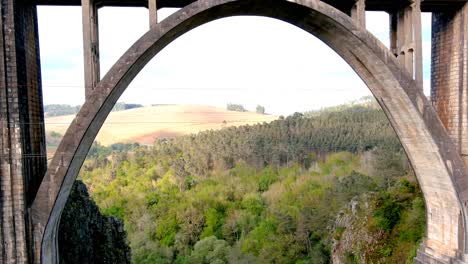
[[331, 179, 425, 264], [332, 194, 386, 263], [58, 180, 131, 264]]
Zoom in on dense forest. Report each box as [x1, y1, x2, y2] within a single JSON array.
[[62, 103, 425, 263]]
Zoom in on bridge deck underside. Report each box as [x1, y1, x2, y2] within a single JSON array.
[[31, 0, 466, 12]]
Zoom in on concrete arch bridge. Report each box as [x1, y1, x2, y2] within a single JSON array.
[[0, 0, 467, 263]]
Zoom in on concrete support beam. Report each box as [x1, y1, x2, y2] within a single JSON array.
[[389, 0, 423, 88], [431, 3, 468, 169], [82, 0, 100, 100], [149, 0, 158, 29], [351, 0, 366, 27]]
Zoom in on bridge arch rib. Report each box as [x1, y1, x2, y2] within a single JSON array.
[[32, 0, 468, 263]]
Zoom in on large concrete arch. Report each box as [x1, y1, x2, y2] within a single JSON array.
[[31, 0, 468, 263]]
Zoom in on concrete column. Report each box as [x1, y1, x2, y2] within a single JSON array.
[[390, 12, 398, 56], [412, 0, 423, 88], [149, 0, 158, 29], [389, 0, 423, 87], [431, 3, 468, 169], [350, 0, 366, 28], [82, 0, 100, 100]]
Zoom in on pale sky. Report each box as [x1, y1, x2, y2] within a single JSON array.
[[37, 7, 432, 115]]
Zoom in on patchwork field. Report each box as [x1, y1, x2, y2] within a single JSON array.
[[45, 104, 278, 146]]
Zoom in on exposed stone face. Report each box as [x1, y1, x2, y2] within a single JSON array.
[[58, 180, 131, 264], [332, 195, 386, 264]]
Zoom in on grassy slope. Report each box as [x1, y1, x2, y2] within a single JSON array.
[[45, 105, 277, 146]]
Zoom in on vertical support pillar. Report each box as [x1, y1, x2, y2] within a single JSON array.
[[82, 0, 100, 100], [431, 3, 468, 169], [0, 0, 46, 263], [351, 0, 366, 28], [149, 0, 158, 29], [389, 0, 423, 88], [390, 11, 398, 56], [412, 0, 423, 88]]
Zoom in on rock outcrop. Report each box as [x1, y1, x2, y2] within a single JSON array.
[[332, 194, 386, 264], [58, 180, 131, 264]]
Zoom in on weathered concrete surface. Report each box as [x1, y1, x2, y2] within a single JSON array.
[[415, 247, 455, 264], [149, 0, 158, 28], [0, 0, 47, 263], [30, 0, 468, 263], [431, 3, 468, 170], [389, 0, 424, 88], [82, 0, 100, 99], [350, 0, 366, 28]]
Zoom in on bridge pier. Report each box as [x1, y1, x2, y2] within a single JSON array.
[[431, 2, 468, 171], [413, 3, 468, 263], [389, 0, 424, 88], [0, 0, 46, 263]]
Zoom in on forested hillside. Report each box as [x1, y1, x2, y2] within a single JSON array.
[[62, 104, 425, 263]]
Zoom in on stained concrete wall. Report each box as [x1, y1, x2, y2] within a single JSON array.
[[0, 0, 46, 263], [431, 3, 468, 168]]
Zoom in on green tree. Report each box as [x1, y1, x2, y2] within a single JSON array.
[[256, 105, 265, 114], [227, 103, 246, 112], [188, 236, 231, 264]]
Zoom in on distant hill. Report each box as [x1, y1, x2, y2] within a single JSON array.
[[44, 102, 143, 117], [45, 105, 277, 146]]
